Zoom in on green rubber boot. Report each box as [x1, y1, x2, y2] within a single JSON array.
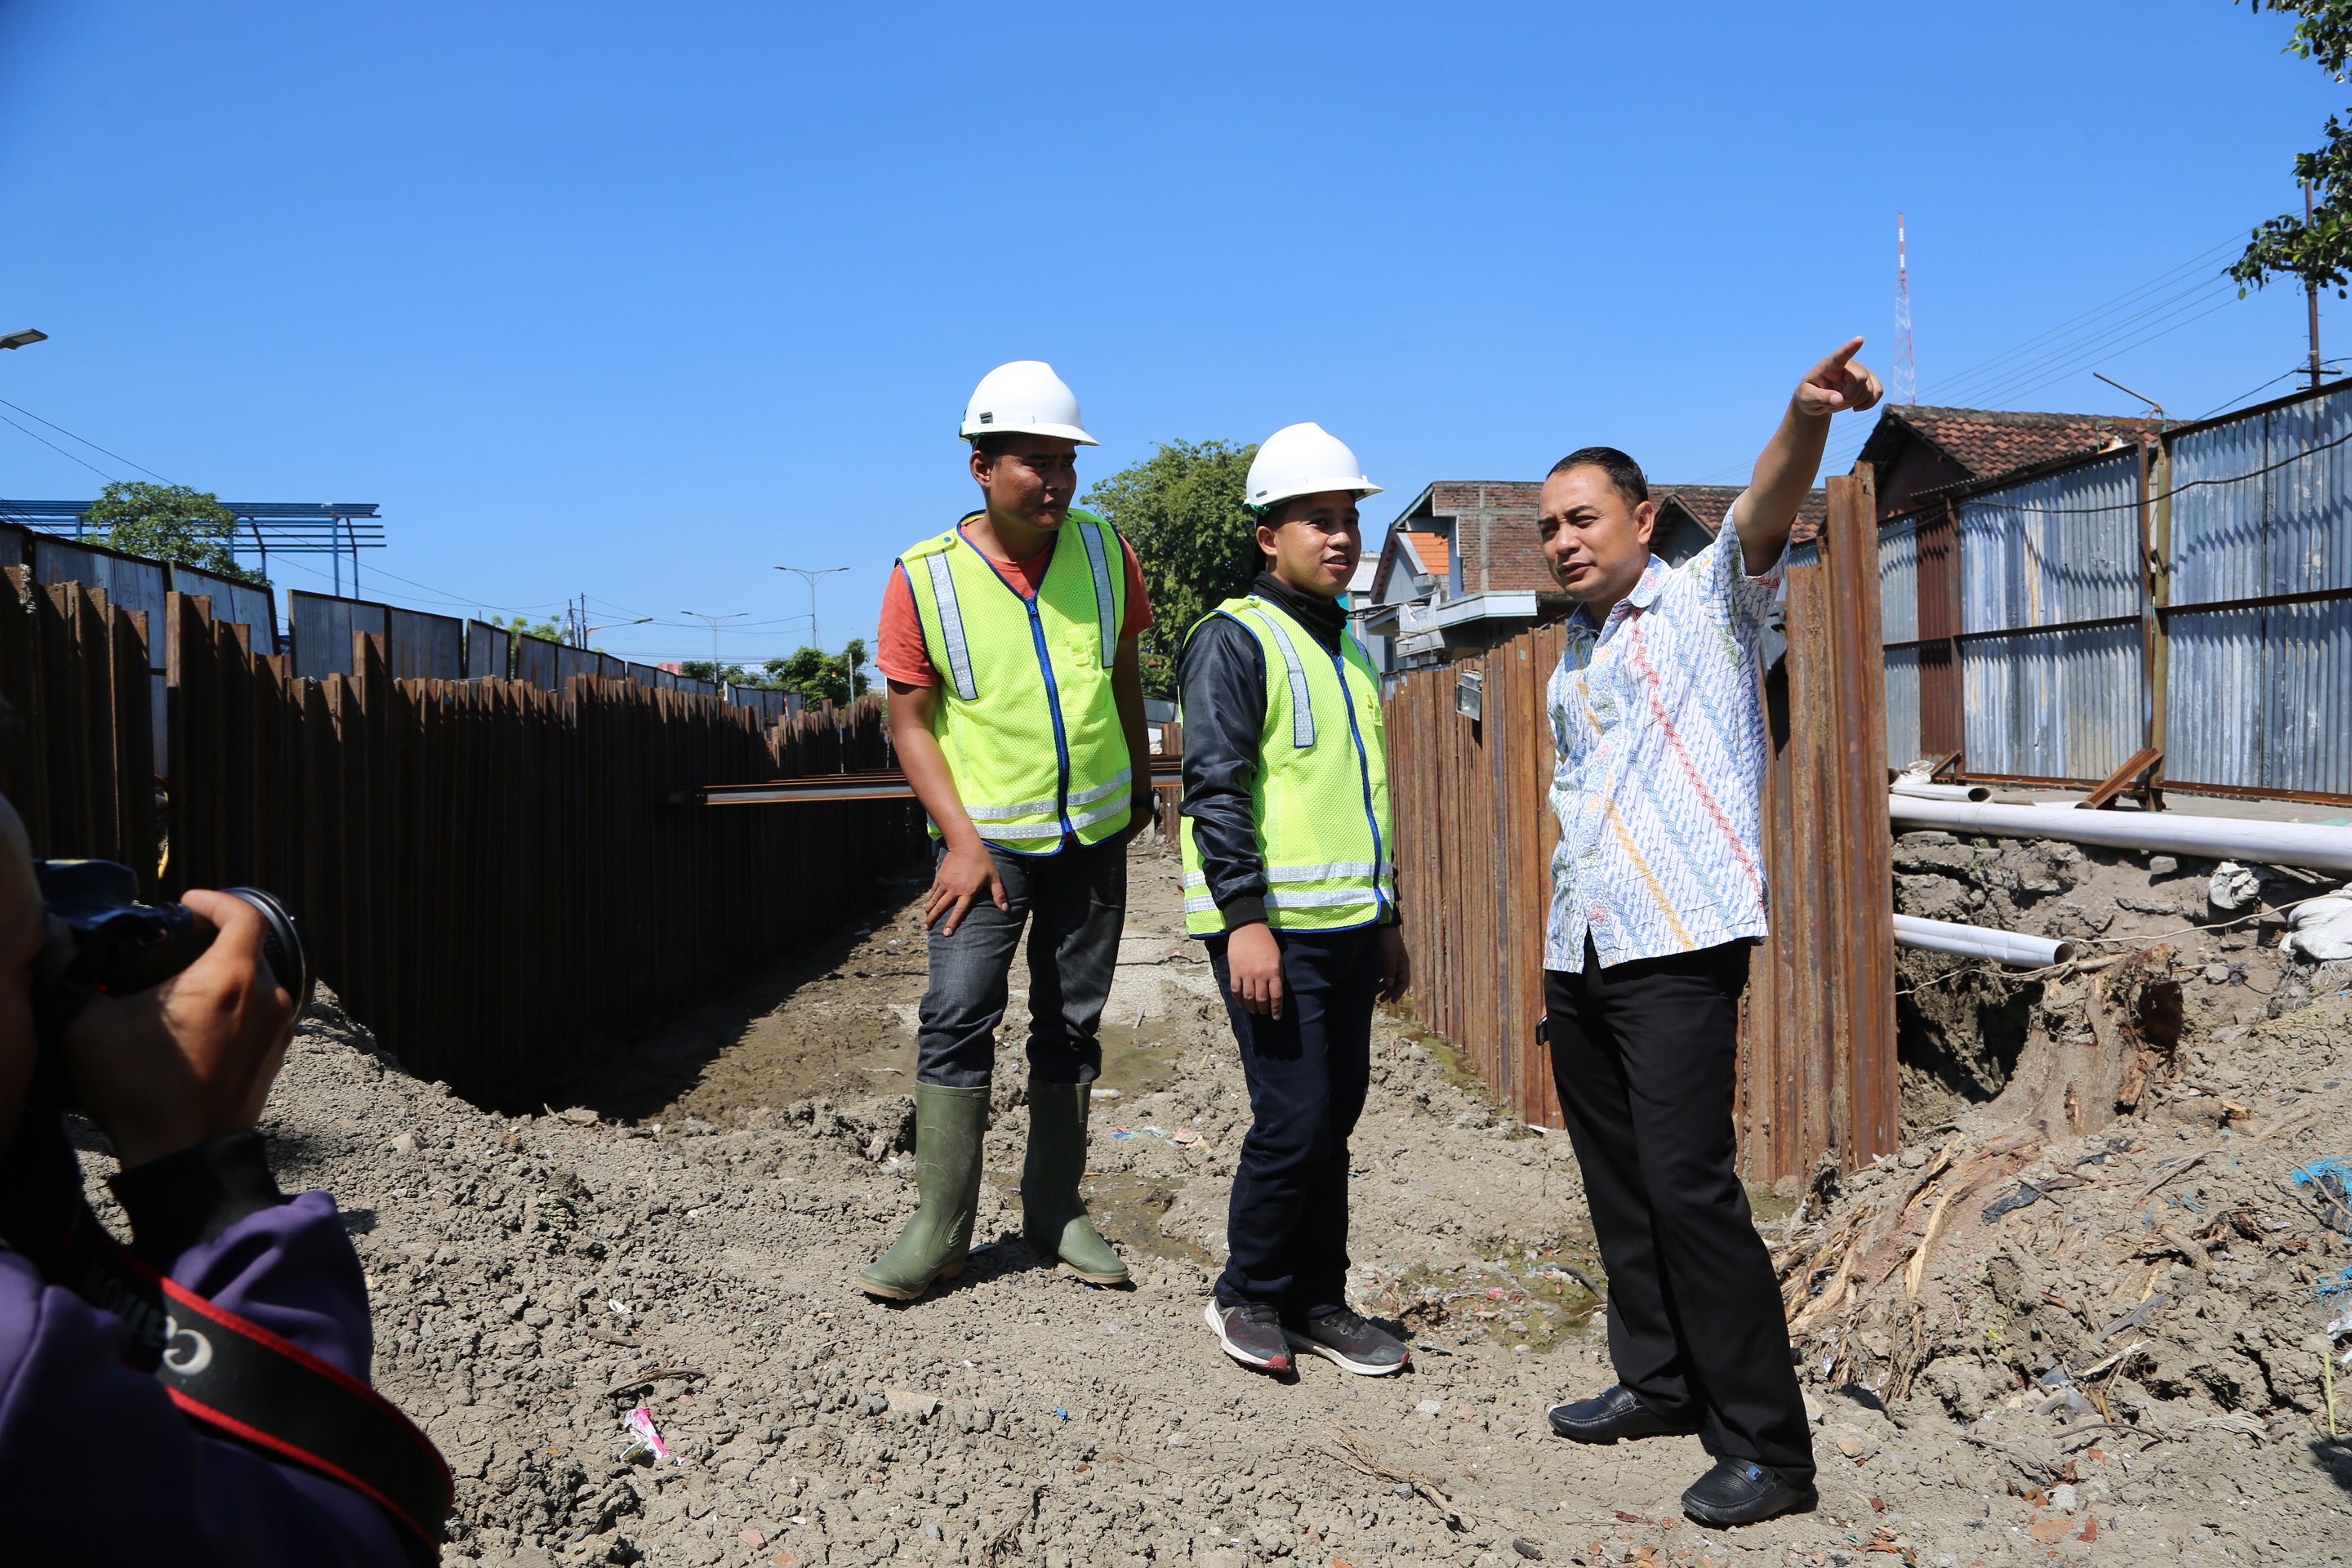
[[1022, 1079, 1129, 1285], [857, 1084, 989, 1301]]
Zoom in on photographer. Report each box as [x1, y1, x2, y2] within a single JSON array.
[[0, 791, 434, 1564]]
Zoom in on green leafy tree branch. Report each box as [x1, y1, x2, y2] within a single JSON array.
[[761, 639, 871, 706], [83, 482, 265, 584], [1080, 439, 1258, 699], [2233, 1, 2352, 296]]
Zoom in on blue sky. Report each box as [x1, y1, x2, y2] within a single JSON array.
[[0, 0, 2341, 668]]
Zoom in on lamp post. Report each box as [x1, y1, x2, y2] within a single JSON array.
[[774, 566, 849, 650], [584, 617, 651, 643], [0, 328, 47, 351], [679, 610, 747, 685]]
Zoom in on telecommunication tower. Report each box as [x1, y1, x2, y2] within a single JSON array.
[[1893, 212, 1917, 405]]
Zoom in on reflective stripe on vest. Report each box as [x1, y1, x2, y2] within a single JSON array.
[[1178, 595, 1394, 934], [899, 511, 1132, 852], [921, 553, 980, 702]]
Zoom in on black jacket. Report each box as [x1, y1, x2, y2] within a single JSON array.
[[1176, 574, 1393, 933]]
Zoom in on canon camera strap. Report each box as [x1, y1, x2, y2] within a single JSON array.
[[65, 1218, 455, 1547], [0, 1068, 452, 1546]]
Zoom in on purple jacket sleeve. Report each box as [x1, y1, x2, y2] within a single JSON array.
[[0, 1192, 422, 1566]]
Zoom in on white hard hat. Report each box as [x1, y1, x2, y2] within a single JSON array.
[[1245, 422, 1383, 513], [959, 360, 1097, 446]]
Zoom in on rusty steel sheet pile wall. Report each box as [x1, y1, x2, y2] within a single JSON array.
[[1383, 474, 1897, 1180], [1, 580, 924, 1108], [0, 569, 159, 892], [1384, 622, 1566, 1132], [1744, 473, 1900, 1183]]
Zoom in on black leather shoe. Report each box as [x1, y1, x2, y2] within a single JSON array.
[[1679, 1458, 1817, 1528], [1544, 1385, 1699, 1443]]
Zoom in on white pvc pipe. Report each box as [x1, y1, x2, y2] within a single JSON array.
[[1888, 794, 2352, 875], [1893, 913, 2076, 967], [1892, 780, 1992, 803]]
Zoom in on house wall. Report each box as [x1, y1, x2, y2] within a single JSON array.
[[1878, 443, 1971, 519]]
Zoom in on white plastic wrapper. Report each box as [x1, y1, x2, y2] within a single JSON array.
[[2208, 860, 2265, 912], [2281, 894, 2352, 963]]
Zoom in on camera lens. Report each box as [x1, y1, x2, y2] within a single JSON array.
[[220, 888, 315, 1018]]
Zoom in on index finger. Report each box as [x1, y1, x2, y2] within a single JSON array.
[[1824, 336, 1864, 369]]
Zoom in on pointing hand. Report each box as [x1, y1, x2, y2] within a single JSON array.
[[1796, 337, 1883, 420]]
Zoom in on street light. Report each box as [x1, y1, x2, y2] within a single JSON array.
[[775, 566, 850, 649], [679, 610, 748, 684], [0, 328, 48, 351], [584, 617, 652, 640]]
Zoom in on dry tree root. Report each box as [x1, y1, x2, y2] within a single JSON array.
[[1777, 946, 2194, 1401], [1321, 1427, 1472, 1528]]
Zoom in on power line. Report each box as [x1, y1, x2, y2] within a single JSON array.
[[0, 396, 174, 482], [1948, 280, 2239, 409], [2191, 359, 2350, 421], [0, 411, 118, 480], [1926, 236, 2244, 401]]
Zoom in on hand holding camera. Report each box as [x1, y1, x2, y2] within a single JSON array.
[[31, 858, 311, 1170], [61, 887, 301, 1169]]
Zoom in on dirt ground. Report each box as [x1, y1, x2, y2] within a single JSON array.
[[102, 835, 2352, 1567]]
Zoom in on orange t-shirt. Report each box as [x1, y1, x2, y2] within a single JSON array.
[[877, 523, 1153, 688]]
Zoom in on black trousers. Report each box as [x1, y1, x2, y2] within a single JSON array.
[[1206, 926, 1380, 1314], [1545, 937, 1814, 1484]]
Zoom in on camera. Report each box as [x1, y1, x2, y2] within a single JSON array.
[[32, 860, 315, 1039]]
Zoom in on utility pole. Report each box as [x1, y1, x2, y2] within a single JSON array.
[[775, 566, 850, 650], [1893, 212, 1917, 407], [679, 609, 747, 684], [2307, 180, 2324, 392]]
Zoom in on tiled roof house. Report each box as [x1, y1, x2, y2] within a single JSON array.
[[1857, 405, 2158, 518]]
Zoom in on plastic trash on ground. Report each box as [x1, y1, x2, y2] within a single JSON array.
[[621, 1405, 678, 1466], [2208, 861, 2265, 912], [2281, 895, 2352, 962], [2292, 1159, 2352, 1237]]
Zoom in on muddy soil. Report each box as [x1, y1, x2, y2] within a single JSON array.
[[91, 840, 2352, 1568], [1890, 826, 2352, 1138]]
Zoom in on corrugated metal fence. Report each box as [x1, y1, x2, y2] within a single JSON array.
[[0, 570, 924, 1109], [1879, 381, 2352, 804], [1385, 474, 1898, 1181]]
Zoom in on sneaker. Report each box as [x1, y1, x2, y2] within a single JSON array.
[[1283, 1308, 1410, 1376], [1204, 1300, 1291, 1372]]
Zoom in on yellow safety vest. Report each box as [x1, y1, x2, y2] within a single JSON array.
[[899, 510, 1132, 853], [1179, 595, 1396, 933]]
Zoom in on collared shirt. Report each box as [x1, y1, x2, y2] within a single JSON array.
[[1544, 514, 1785, 972]]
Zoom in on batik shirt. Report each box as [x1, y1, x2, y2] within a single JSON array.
[[1544, 512, 1785, 972]]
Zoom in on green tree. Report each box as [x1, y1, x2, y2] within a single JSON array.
[[677, 659, 756, 686], [763, 638, 871, 706], [2232, 2, 2352, 297], [491, 612, 565, 642], [1080, 439, 1258, 697], [82, 481, 265, 584]]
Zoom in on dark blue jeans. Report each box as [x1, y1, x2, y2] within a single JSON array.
[[915, 836, 1126, 1088], [1208, 925, 1381, 1314]]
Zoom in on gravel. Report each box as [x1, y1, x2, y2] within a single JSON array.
[[97, 843, 2352, 1566]]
